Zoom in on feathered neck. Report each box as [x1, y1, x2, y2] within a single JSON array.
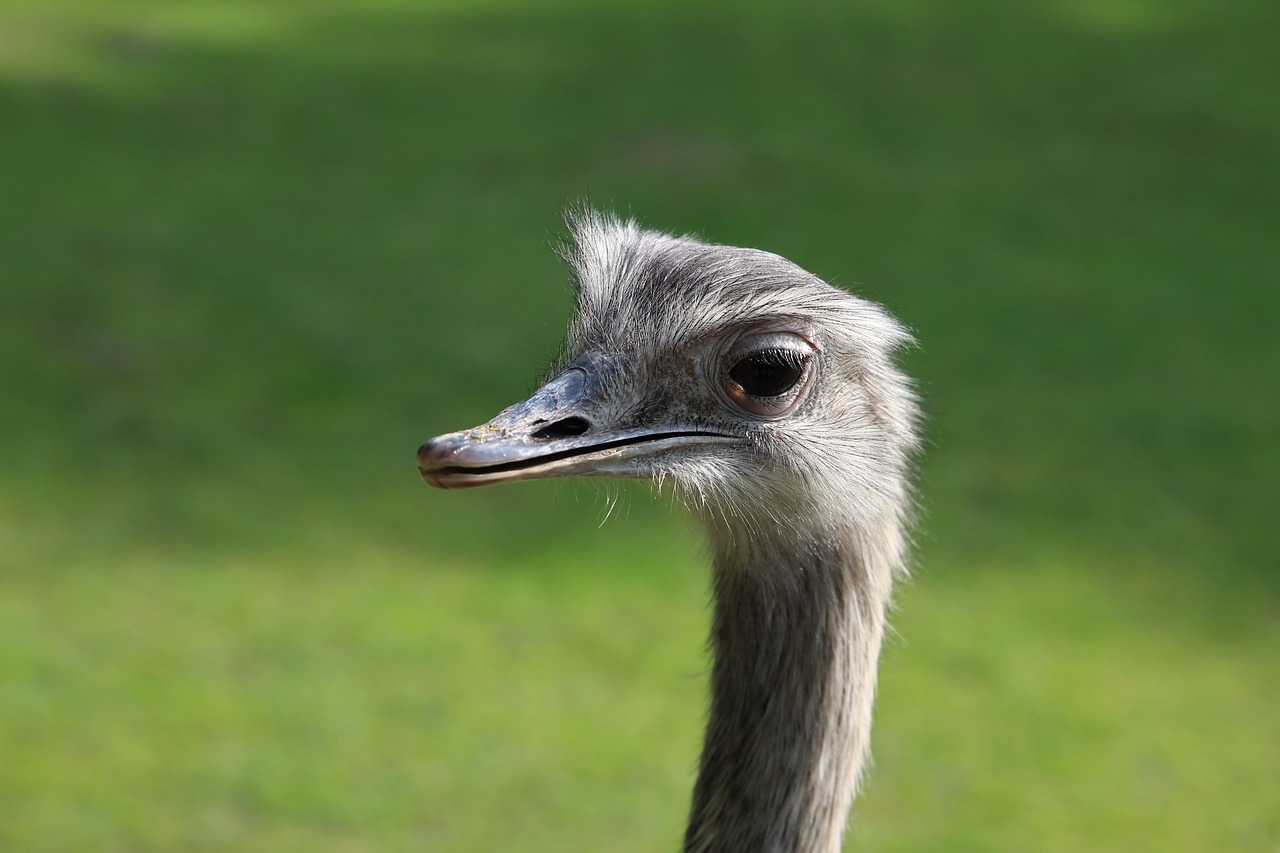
[[683, 520, 898, 853]]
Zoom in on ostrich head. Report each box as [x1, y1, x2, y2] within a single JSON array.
[[418, 210, 919, 852], [420, 211, 916, 552]]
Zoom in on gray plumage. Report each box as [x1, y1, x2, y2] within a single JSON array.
[[419, 209, 920, 852]]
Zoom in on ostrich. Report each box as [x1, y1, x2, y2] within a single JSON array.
[[418, 210, 919, 853]]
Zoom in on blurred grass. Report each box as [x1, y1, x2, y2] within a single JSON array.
[[1, 0, 1277, 850]]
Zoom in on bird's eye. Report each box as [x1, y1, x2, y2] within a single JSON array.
[[721, 343, 813, 418], [729, 350, 805, 398]]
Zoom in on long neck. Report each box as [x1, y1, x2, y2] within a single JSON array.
[[683, 523, 896, 853]]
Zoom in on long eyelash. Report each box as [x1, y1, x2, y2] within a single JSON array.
[[751, 348, 808, 367]]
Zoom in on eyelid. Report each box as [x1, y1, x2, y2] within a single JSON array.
[[726, 330, 817, 362]]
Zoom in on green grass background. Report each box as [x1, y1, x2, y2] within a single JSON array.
[[2, 0, 1277, 850]]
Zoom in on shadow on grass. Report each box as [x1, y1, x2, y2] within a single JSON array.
[[2, 0, 1276, 583]]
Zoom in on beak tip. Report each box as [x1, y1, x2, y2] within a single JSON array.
[[417, 436, 455, 488]]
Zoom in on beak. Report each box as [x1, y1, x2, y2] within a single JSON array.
[[418, 362, 734, 489]]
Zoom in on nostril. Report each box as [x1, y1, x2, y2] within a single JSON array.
[[532, 416, 591, 441]]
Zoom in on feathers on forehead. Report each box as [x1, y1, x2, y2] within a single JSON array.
[[557, 207, 913, 361]]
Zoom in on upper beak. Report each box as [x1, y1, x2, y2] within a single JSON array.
[[418, 362, 733, 489]]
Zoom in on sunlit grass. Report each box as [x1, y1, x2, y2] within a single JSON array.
[[869, 559, 1280, 849], [0, 529, 709, 852], [5, 532, 1276, 850]]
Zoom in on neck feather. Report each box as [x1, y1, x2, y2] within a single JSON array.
[[683, 521, 898, 853]]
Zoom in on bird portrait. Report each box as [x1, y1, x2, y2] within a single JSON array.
[[419, 209, 920, 853]]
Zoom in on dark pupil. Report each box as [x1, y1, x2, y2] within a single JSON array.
[[730, 351, 804, 397]]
